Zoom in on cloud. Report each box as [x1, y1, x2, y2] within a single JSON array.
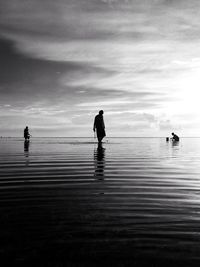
[[1, 0, 200, 136], [1, 0, 200, 63]]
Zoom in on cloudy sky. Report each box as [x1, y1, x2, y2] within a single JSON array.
[[1, 0, 200, 137]]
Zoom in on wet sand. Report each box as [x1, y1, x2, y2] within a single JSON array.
[[1, 137, 200, 266]]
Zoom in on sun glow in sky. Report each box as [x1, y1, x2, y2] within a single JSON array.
[[0, 0, 200, 137]]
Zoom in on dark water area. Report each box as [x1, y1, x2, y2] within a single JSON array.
[[1, 137, 200, 266]]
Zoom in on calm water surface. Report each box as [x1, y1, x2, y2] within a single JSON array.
[[1, 137, 200, 266]]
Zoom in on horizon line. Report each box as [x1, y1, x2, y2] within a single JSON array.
[[1, 136, 200, 139]]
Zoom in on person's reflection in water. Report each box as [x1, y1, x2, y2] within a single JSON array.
[[170, 138, 180, 159], [171, 139, 180, 147], [24, 140, 30, 166], [94, 142, 105, 180], [24, 140, 30, 153]]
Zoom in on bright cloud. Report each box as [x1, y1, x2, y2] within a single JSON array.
[[0, 0, 200, 136]]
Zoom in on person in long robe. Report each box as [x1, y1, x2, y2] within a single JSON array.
[[93, 110, 106, 143]]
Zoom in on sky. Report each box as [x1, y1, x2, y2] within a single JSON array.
[[1, 0, 200, 137]]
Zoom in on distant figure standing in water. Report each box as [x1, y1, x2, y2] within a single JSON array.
[[171, 132, 179, 141], [24, 126, 31, 141], [93, 110, 106, 143]]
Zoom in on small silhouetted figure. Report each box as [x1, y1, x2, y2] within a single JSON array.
[[93, 110, 106, 143], [166, 137, 169, 142], [24, 126, 30, 141], [171, 132, 179, 141]]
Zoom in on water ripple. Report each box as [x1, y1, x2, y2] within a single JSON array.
[[1, 138, 200, 264]]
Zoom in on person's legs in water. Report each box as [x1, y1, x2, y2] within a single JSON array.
[[98, 136, 103, 143]]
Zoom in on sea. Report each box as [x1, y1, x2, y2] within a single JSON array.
[[1, 137, 200, 266]]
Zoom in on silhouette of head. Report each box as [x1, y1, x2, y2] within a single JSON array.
[[171, 132, 174, 136], [99, 110, 104, 115], [26, 126, 28, 129]]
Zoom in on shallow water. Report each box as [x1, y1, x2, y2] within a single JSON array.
[[1, 137, 200, 266]]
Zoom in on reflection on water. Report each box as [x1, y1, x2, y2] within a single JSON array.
[[166, 139, 180, 158], [171, 140, 179, 147], [94, 143, 105, 180], [24, 140, 30, 166], [1, 138, 200, 265], [24, 140, 30, 153]]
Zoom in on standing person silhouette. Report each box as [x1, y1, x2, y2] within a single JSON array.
[[93, 110, 106, 143], [24, 126, 31, 141]]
